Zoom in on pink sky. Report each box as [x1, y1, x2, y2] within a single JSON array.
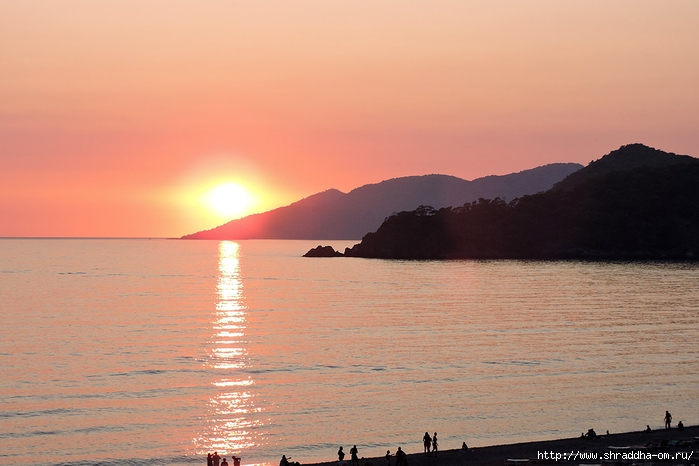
[[2, 1, 698, 237]]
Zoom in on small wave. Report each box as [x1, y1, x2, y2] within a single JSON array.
[[0, 429, 58, 439], [72, 424, 130, 434], [0, 407, 80, 419], [483, 360, 543, 366], [96, 368, 202, 378], [244, 367, 296, 374], [133, 369, 168, 375], [312, 364, 341, 370], [0, 423, 150, 442], [511, 360, 543, 366]]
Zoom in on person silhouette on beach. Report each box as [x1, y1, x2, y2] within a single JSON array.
[[432, 432, 438, 456], [233, 456, 241, 466], [644, 425, 652, 433], [338, 446, 346, 466], [423, 432, 432, 454], [678, 420, 684, 431], [213, 452, 221, 466], [396, 447, 407, 466], [664, 411, 672, 429], [350, 445, 359, 466], [281, 455, 290, 466], [221, 458, 229, 466], [386, 450, 391, 466], [208, 453, 213, 466]]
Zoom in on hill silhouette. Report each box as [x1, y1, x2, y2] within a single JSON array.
[[344, 144, 699, 260], [553, 143, 697, 191], [182, 163, 581, 240]]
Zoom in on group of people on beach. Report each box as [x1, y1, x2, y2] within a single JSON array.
[[207, 452, 240, 466], [332, 430, 442, 466], [584, 410, 684, 440], [337, 445, 366, 466], [235, 412, 690, 466], [422, 432, 438, 456], [644, 411, 680, 433], [335, 444, 410, 466], [660, 411, 684, 431], [329, 412, 687, 466]]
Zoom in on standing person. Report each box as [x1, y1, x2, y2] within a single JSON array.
[[385, 450, 391, 466], [221, 458, 229, 466], [338, 446, 346, 466], [664, 411, 672, 429], [432, 433, 438, 457], [208, 453, 213, 466], [213, 452, 221, 466], [423, 432, 432, 454], [350, 445, 359, 466], [233, 456, 241, 466], [396, 447, 406, 466]]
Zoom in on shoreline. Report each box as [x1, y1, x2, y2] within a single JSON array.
[[302, 426, 699, 466]]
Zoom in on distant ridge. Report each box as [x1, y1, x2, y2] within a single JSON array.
[[182, 163, 582, 240]]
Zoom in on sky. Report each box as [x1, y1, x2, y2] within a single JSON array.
[[1, 1, 698, 237]]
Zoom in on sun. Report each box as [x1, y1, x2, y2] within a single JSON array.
[[206, 182, 253, 219]]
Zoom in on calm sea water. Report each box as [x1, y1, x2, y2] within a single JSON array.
[[1, 239, 699, 466]]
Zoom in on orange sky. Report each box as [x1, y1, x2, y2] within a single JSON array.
[[2, 1, 698, 237]]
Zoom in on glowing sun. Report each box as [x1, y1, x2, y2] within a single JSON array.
[[206, 182, 253, 218]]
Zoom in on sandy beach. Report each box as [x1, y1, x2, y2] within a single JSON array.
[[304, 426, 699, 466]]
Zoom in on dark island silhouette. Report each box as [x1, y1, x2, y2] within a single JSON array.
[[326, 144, 699, 260], [182, 163, 581, 240], [303, 245, 344, 257]]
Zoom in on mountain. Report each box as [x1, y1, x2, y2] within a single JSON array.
[[553, 143, 697, 191], [182, 162, 582, 240], [343, 144, 699, 260]]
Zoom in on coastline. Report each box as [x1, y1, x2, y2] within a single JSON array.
[[302, 426, 699, 466]]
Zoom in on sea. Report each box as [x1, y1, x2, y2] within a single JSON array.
[[1, 239, 699, 466]]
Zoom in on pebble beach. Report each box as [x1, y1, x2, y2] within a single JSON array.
[[303, 426, 699, 466]]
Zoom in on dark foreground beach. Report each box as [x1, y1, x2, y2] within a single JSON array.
[[304, 427, 699, 466]]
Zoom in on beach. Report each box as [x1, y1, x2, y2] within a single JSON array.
[[304, 427, 699, 466]]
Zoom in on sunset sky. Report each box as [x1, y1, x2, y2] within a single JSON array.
[[2, 1, 698, 237]]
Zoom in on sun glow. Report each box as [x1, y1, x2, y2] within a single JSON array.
[[173, 157, 282, 232], [206, 182, 253, 219]]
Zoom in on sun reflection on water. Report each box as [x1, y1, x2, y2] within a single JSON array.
[[195, 241, 265, 456]]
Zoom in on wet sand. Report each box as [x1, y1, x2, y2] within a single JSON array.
[[305, 426, 699, 466]]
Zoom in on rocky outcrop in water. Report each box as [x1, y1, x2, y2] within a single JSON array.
[[303, 245, 344, 257]]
